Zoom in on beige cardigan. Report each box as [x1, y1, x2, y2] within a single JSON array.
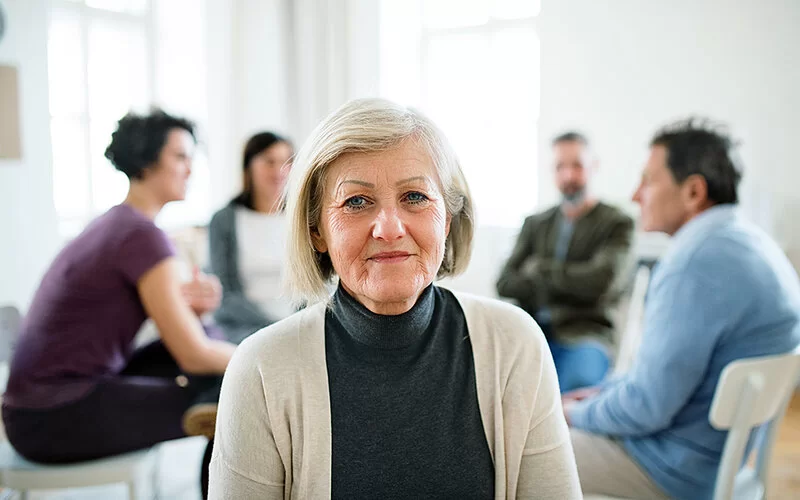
[[209, 290, 582, 499]]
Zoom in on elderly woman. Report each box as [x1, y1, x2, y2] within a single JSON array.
[[209, 99, 581, 499]]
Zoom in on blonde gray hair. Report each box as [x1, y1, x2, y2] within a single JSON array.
[[284, 98, 474, 304]]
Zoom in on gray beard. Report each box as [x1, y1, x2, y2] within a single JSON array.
[[562, 188, 586, 206]]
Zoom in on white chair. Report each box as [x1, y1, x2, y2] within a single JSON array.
[[709, 349, 800, 500], [0, 445, 158, 500], [612, 265, 651, 375], [586, 349, 800, 500], [0, 305, 160, 499]]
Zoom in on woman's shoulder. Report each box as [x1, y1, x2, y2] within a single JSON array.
[[209, 202, 237, 229], [446, 289, 546, 351], [233, 301, 327, 367], [443, 289, 551, 397]]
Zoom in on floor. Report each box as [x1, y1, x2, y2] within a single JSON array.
[[767, 390, 800, 499], [3, 392, 800, 499]]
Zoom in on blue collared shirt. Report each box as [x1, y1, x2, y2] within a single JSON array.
[[569, 204, 800, 499]]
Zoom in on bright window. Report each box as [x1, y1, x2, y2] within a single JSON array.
[[47, 0, 210, 236], [379, 0, 541, 227]]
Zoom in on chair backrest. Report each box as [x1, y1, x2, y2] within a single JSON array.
[[613, 265, 651, 375], [0, 306, 21, 364], [709, 349, 800, 500]]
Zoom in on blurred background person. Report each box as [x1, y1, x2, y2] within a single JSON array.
[[208, 132, 296, 343], [497, 132, 634, 392], [565, 118, 800, 500], [2, 110, 236, 499]]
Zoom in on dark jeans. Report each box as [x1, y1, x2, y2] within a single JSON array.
[[2, 341, 221, 498], [538, 321, 610, 393]]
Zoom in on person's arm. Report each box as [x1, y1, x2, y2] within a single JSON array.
[[568, 271, 723, 436], [517, 324, 582, 498], [138, 257, 236, 374], [496, 216, 546, 308], [534, 215, 634, 304], [209, 339, 284, 499], [208, 208, 271, 327]]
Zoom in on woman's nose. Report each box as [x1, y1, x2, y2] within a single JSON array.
[[371, 206, 406, 241]]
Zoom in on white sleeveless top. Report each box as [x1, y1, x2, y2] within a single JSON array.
[[235, 208, 295, 321]]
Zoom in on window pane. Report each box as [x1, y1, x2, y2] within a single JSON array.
[[491, 0, 540, 20], [89, 119, 129, 213], [87, 18, 148, 214], [424, 29, 539, 226], [51, 117, 91, 219], [154, 0, 207, 119], [87, 19, 149, 122], [48, 9, 86, 116], [379, 0, 423, 104], [492, 28, 539, 118], [86, 0, 147, 15], [423, 0, 489, 29]]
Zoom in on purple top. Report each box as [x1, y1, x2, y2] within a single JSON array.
[[5, 204, 176, 409]]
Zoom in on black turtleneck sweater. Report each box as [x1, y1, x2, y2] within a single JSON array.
[[325, 284, 495, 499]]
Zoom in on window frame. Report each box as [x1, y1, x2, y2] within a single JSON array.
[[47, 0, 156, 237]]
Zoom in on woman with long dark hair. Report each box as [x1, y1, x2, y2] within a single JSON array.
[[208, 132, 295, 343]]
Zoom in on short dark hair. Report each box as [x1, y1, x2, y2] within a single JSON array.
[[232, 131, 292, 210], [104, 109, 195, 180], [552, 131, 589, 147], [650, 117, 742, 205]]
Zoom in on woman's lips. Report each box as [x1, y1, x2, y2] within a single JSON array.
[[369, 251, 411, 263]]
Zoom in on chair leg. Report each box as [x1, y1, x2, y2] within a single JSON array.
[[151, 446, 161, 500]]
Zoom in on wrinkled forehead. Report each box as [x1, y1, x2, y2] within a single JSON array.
[[323, 141, 444, 194]]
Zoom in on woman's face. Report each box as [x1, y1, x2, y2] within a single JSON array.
[[250, 142, 293, 202], [314, 139, 451, 315], [143, 128, 195, 203]]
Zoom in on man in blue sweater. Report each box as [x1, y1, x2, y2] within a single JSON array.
[[565, 118, 800, 499]]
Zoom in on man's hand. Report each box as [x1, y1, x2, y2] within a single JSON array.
[[521, 257, 540, 278], [562, 386, 601, 404], [562, 386, 601, 427], [181, 266, 222, 317]]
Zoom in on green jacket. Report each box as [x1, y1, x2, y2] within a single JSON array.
[[496, 202, 634, 345]]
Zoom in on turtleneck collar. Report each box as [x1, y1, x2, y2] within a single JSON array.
[[330, 283, 436, 350]]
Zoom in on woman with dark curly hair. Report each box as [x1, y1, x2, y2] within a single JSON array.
[[2, 109, 235, 498]]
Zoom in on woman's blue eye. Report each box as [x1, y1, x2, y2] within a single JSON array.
[[406, 192, 429, 203], [345, 196, 367, 209]]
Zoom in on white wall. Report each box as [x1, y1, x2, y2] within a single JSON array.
[[0, 0, 60, 310], [205, 0, 236, 210], [536, 0, 800, 266]]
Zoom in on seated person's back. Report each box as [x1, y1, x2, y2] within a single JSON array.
[[3, 110, 235, 499], [6, 204, 174, 408], [567, 118, 800, 500]]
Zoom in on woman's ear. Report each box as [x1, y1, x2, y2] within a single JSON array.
[[311, 229, 328, 253]]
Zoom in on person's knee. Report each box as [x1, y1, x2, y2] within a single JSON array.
[[578, 347, 609, 382], [558, 344, 610, 392]]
